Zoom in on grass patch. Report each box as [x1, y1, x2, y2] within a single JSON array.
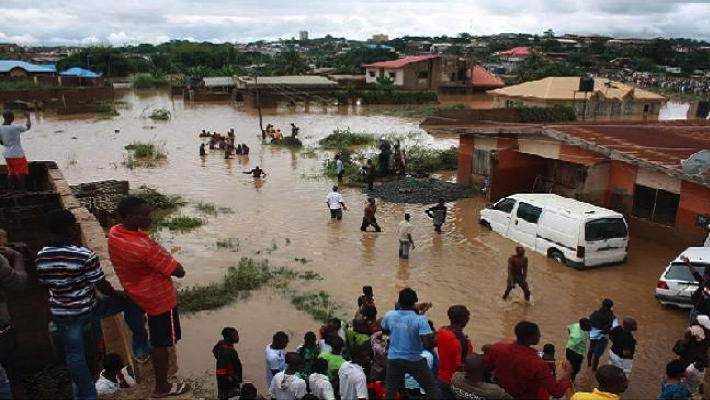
[[177, 258, 296, 312], [300, 146, 319, 158], [290, 291, 343, 323], [123, 141, 167, 169], [216, 238, 240, 250], [98, 102, 120, 116], [298, 270, 322, 280], [196, 202, 217, 216], [405, 146, 459, 175], [157, 215, 204, 232], [148, 108, 171, 120], [0, 81, 52, 91], [319, 128, 377, 148], [370, 103, 468, 118]]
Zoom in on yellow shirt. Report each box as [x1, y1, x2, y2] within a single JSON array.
[[571, 389, 621, 400]]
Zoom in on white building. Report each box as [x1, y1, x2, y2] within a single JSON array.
[[299, 31, 309, 41]]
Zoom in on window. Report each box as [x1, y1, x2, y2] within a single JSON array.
[[632, 184, 680, 226], [517, 202, 542, 224], [585, 218, 628, 241], [418, 71, 429, 79], [368, 71, 375, 78], [666, 263, 708, 281], [494, 198, 516, 214], [388, 71, 396, 79]]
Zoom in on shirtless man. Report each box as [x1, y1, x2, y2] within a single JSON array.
[[243, 166, 266, 178], [502, 247, 531, 301]]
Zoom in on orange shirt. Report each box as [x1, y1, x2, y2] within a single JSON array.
[[107, 225, 177, 315]]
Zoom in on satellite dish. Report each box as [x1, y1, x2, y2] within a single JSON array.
[[681, 150, 710, 175]]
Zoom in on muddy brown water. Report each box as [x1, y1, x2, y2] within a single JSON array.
[[7, 90, 695, 398]]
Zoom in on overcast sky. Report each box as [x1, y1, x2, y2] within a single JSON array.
[[1, 1, 710, 46]]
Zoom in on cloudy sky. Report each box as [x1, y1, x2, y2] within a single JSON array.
[[1, 1, 710, 46]]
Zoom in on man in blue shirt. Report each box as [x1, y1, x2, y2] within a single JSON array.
[[381, 288, 440, 399]]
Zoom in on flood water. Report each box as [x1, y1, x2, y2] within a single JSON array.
[[10, 90, 696, 399]]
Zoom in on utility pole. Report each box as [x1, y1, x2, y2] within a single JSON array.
[[255, 75, 264, 140]]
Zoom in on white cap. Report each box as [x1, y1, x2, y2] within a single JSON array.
[[380, 136, 386, 140], [698, 315, 710, 331]]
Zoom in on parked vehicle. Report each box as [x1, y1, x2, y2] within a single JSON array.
[[655, 247, 709, 308], [479, 194, 629, 269]]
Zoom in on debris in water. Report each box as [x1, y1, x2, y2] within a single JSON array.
[[367, 178, 480, 204]]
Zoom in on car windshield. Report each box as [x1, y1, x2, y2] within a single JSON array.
[[585, 218, 628, 241], [666, 263, 708, 282]]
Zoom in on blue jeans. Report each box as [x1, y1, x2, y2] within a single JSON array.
[[53, 296, 149, 400], [385, 358, 440, 399], [0, 380, 10, 400]]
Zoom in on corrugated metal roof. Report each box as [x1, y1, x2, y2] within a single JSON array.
[[0, 60, 55, 73], [489, 77, 666, 102], [471, 66, 505, 89], [60, 67, 101, 78], [499, 47, 531, 56], [242, 75, 339, 87], [202, 77, 236, 87], [362, 54, 439, 69]]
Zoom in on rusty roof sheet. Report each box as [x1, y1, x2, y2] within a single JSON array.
[[545, 122, 710, 184]]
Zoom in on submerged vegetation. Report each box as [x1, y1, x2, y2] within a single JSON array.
[[133, 73, 169, 89], [157, 215, 204, 232], [371, 103, 469, 118], [128, 186, 185, 232], [319, 128, 377, 148], [177, 257, 341, 320], [123, 141, 168, 169], [148, 108, 171, 120]]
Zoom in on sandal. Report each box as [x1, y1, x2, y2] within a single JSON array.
[[152, 382, 191, 398]]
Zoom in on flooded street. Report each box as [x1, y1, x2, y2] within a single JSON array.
[[14, 90, 693, 398]]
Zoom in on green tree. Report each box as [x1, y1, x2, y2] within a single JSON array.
[[56, 46, 133, 77], [445, 44, 465, 56], [272, 44, 309, 75]]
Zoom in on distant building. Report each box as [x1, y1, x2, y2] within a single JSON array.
[[430, 43, 453, 54], [363, 54, 441, 90], [0, 60, 55, 77], [0, 43, 20, 54], [370, 34, 389, 43], [489, 76, 666, 119], [299, 31, 309, 41], [496, 47, 532, 72]]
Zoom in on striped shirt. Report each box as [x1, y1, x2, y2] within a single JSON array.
[[107, 225, 177, 316], [35, 241, 105, 318]]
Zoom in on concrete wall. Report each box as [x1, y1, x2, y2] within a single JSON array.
[[488, 149, 547, 200], [0, 87, 114, 106], [402, 58, 442, 90]]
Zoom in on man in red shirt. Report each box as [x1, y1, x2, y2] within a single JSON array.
[[437, 305, 473, 399], [484, 321, 572, 400], [108, 196, 189, 398]]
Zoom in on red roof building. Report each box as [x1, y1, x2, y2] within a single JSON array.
[[363, 55, 442, 90], [361, 54, 439, 69], [470, 65, 505, 90], [499, 47, 532, 57], [455, 121, 710, 249]]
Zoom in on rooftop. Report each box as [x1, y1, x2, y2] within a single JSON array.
[[362, 54, 439, 69], [499, 47, 532, 56], [470, 66, 505, 89], [488, 76, 666, 102], [509, 193, 623, 218], [238, 75, 339, 88], [60, 67, 101, 78], [202, 76, 236, 87], [0, 60, 55, 73]]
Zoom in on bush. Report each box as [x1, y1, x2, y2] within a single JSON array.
[[133, 73, 168, 89], [319, 128, 376, 148], [158, 215, 204, 232], [0, 81, 51, 91], [405, 146, 459, 175], [514, 105, 576, 123], [148, 108, 171, 120], [123, 141, 167, 169], [360, 90, 439, 105]]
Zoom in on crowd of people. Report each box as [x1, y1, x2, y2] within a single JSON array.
[[616, 72, 710, 99], [199, 129, 251, 159]]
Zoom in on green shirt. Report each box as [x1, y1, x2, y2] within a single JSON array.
[[319, 352, 345, 380], [566, 323, 589, 355]]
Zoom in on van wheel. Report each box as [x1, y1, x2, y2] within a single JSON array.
[[550, 250, 565, 264], [480, 220, 491, 230]]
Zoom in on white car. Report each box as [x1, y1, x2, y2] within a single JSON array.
[[479, 194, 629, 269], [656, 247, 710, 308]]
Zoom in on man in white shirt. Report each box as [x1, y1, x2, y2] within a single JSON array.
[[270, 352, 307, 400], [335, 154, 345, 183], [326, 186, 347, 220], [309, 358, 335, 400], [397, 213, 415, 259], [0, 111, 31, 191], [265, 331, 289, 386], [339, 346, 370, 400]]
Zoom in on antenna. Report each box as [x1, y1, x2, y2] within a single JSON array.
[[681, 150, 710, 176]]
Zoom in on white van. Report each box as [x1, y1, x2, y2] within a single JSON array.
[[479, 194, 629, 269]]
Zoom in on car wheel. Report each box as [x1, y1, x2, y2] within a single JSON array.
[[480, 220, 491, 230], [550, 250, 565, 264]]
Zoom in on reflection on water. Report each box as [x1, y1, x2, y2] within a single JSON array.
[[12, 90, 693, 398]]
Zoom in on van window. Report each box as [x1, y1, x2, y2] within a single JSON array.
[[517, 202, 542, 224], [494, 198, 516, 213], [585, 218, 628, 241], [666, 263, 707, 281]]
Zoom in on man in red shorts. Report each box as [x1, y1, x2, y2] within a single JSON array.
[[0, 111, 31, 192], [108, 196, 190, 398]]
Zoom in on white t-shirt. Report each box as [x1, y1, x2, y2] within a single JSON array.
[[95, 367, 135, 396], [327, 192, 343, 210], [0, 125, 28, 158], [309, 373, 336, 400], [265, 344, 286, 386], [269, 371, 307, 400], [397, 220, 413, 242], [339, 361, 368, 400], [336, 159, 344, 173]]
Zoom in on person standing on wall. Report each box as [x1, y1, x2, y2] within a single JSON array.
[[0, 111, 31, 192], [108, 196, 190, 398]]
